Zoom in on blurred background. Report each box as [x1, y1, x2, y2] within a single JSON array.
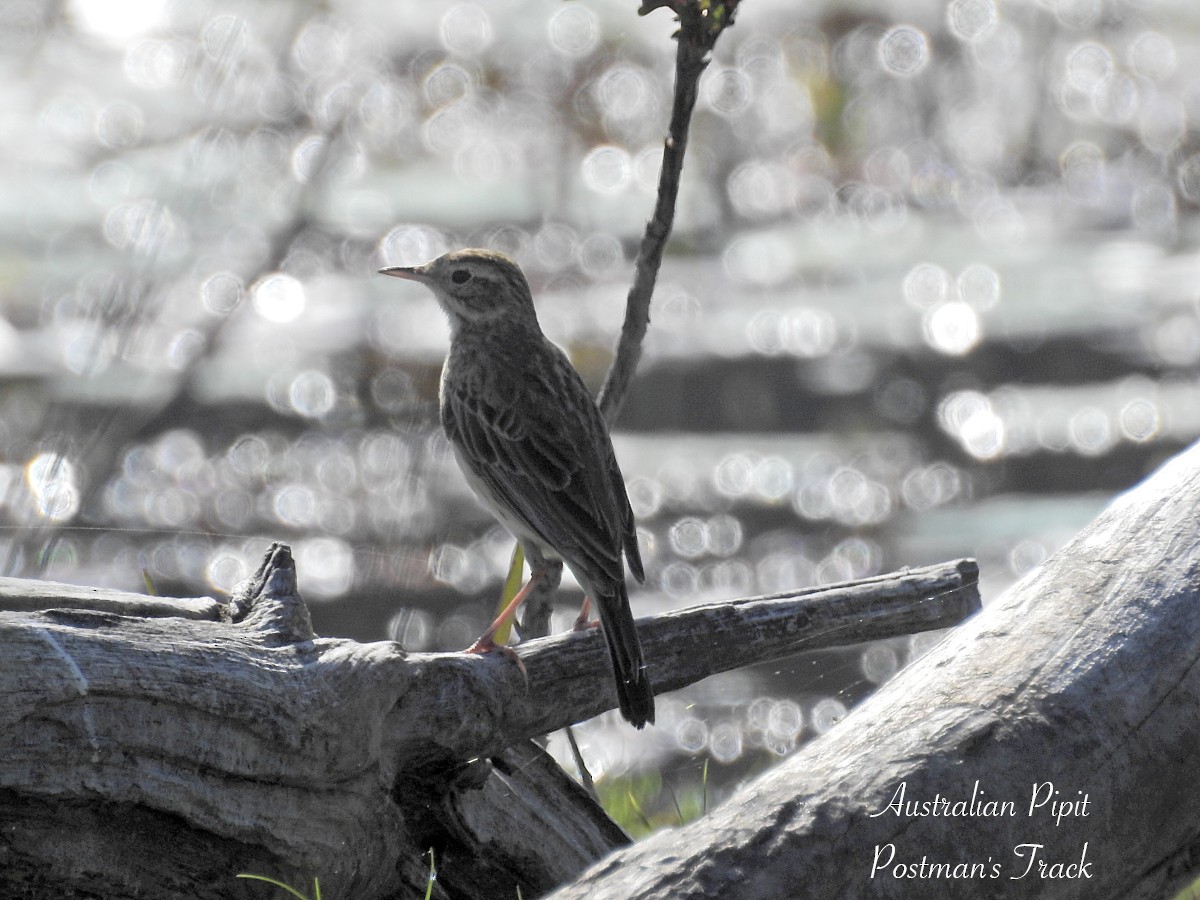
[[4, 0, 1200, 827]]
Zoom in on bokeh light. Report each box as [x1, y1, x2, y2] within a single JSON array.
[[582, 145, 632, 194], [25, 453, 80, 522], [70, 0, 167, 42], [251, 273, 306, 323], [548, 5, 599, 57], [947, 0, 997, 44], [878, 26, 930, 78]]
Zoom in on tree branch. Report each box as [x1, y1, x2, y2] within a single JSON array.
[[0, 552, 976, 898], [598, 1, 741, 423], [396, 558, 980, 766], [0, 576, 219, 619]]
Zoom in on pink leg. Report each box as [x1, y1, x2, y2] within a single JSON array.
[[467, 569, 545, 654], [572, 595, 600, 631]]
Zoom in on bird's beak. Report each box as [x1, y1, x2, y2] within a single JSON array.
[[378, 265, 429, 283]]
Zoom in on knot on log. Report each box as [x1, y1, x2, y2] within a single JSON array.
[[225, 542, 315, 646]]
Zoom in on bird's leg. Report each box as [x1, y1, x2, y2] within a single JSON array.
[[516, 552, 561, 640], [467, 568, 546, 655], [572, 596, 601, 631]]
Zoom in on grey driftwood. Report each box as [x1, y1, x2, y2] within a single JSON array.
[[548, 440, 1200, 900], [0, 544, 977, 899]]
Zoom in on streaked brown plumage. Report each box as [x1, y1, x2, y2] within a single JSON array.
[[379, 249, 655, 728]]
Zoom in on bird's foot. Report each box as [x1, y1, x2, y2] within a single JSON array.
[[465, 635, 529, 685], [572, 595, 600, 631], [465, 567, 545, 661]]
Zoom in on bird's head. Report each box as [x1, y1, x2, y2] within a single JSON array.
[[379, 248, 535, 329]]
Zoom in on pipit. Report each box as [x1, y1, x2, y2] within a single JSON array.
[[379, 249, 655, 728]]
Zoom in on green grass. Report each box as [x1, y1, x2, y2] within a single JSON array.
[[235, 874, 321, 900], [491, 544, 525, 645], [424, 848, 437, 900], [596, 760, 710, 837], [235, 848, 438, 900], [1172, 875, 1200, 900]]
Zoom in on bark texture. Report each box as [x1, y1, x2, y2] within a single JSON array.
[[0, 543, 976, 899]]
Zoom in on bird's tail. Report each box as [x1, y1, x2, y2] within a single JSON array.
[[596, 581, 655, 728]]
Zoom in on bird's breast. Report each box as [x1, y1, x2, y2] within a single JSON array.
[[447, 442, 558, 559]]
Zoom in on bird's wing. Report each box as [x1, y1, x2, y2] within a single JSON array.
[[443, 352, 631, 586]]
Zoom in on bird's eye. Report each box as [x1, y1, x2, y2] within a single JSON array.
[[451, 269, 471, 285]]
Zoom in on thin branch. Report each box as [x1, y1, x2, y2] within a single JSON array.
[[597, 1, 741, 424], [0, 575, 219, 619], [565, 725, 598, 801], [392, 558, 980, 767]]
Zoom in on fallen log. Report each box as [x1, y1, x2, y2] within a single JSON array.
[[549, 440, 1200, 900], [0, 547, 977, 898]]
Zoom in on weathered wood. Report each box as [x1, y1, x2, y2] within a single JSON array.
[[0, 542, 977, 899], [420, 740, 633, 898], [1, 546, 415, 899], [0, 575, 219, 618], [547, 441, 1200, 900], [397, 559, 980, 766]]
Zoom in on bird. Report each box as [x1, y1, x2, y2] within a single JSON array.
[[379, 249, 655, 728]]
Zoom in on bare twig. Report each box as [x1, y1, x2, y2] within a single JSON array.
[[597, 1, 742, 424], [564, 725, 599, 801]]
